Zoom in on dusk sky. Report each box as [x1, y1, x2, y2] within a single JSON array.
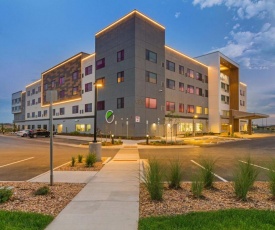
[[1, 0, 274, 125]]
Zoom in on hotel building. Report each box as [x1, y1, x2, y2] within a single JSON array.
[[12, 10, 266, 137]]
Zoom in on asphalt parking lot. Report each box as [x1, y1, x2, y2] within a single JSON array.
[[1, 134, 275, 182]]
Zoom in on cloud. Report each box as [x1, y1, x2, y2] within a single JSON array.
[[175, 12, 181, 18], [233, 23, 240, 30], [193, 0, 275, 19]]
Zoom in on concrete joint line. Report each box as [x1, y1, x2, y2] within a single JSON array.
[[190, 160, 228, 182]]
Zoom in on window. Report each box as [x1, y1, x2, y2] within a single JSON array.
[[32, 99, 35, 105], [187, 85, 194, 94], [145, 98, 157, 109], [59, 90, 65, 99], [96, 58, 105, 70], [85, 82, 93, 92], [166, 101, 175, 111], [196, 87, 203, 96], [72, 71, 79, 80], [166, 60, 175, 72], [27, 113, 30, 118], [146, 49, 157, 63], [196, 106, 202, 114], [221, 95, 230, 104], [72, 105, 79, 114], [96, 77, 105, 86], [76, 124, 85, 132], [117, 97, 124, 109], [53, 109, 55, 116], [97, 101, 105, 110], [187, 105, 194, 113], [38, 97, 41, 103], [38, 86, 41, 92], [166, 79, 175, 89], [60, 107, 65, 115], [179, 82, 184, 92], [59, 76, 65, 85], [145, 71, 157, 84], [43, 124, 47, 130], [43, 110, 48, 116], [117, 50, 124, 62], [205, 75, 208, 83], [27, 100, 30, 106], [117, 71, 124, 83], [205, 90, 208, 97], [32, 88, 35, 95], [32, 112, 35, 118], [85, 65, 92, 75], [38, 111, 41, 117], [187, 69, 194, 78], [51, 80, 56, 88], [72, 86, 78, 95], [179, 65, 184, 75], [179, 103, 184, 113], [204, 107, 209, 115], [27, 91, 30, 96], [85, 103, 92, 112], [44, 84, 48, 90], [196, 72, 203, 81]]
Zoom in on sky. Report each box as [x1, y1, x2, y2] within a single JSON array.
[[0, 0, 274, 125]]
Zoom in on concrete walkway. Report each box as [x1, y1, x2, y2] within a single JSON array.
[[46, 147, 140, 230]]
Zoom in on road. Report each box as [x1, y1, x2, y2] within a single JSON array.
[[0, 135, 119, 181]]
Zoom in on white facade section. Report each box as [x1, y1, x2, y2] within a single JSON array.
[[12, 91, 22, 114], [239, 82, 247, 112], [25, 80, 41, 120]]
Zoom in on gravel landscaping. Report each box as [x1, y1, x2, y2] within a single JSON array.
[[140, 182, 275, 218]]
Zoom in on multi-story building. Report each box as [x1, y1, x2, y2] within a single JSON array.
[[12, 10, 266, 136]]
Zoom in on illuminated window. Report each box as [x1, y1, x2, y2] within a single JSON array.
[[166, 79, 175, 89], [72, 71, 79, 80], [96, 58, 105, 70], [85, 103, 92, 112], [117, 97, 124, 109], [85, 65, 93, 76], [196, 72, 203, 81], [196, 106, 202, 114], [72, 86, 78, 95], [145, 71, 157, 84], [179, 103, 184, 113], [196, 87, 203, 96], [146, 49, 157, 63], [96, 77, 105, 86], [60, 108, 65, 115], [166, 60, 175, 72], [187, 69, 194, 78], [187, 105, 194, 113], [117, 50, 124, 62], [97, 101, 105, 110], [145, 98, 157, 109], [187, 85, 194, 94], [76, 124, 85, 132], [59, 76, 65, 85], [179, 82, 184, 92], [179, 65, 184, 75], [72, 105, 79, 114], [205, 107, 208, 115], [86, 124, 91, 132], [166, 101, 175, 111], [85, 82, 93, 92], [117, 71, 124, 83]]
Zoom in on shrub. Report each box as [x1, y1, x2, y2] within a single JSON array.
[[35, 186, 50, 196], [199, 157, 216, 188], [142, 158, 164, 201], [233, 157, 259, 201], [0, 187, 13, 203], [167, 159, 184, 189], [86, 153, 97, 167], [191, 173, 204, 198], [267, 160, 275, 197], [78, 154, 83, 163], [71, 156, 76, 167]]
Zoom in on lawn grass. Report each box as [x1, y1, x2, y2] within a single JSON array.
[[139, 209, 275, 230], [0, 210, 54, 230]]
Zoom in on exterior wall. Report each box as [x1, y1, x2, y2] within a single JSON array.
[[164, 47, 209, 134], [12, 91, 26, 124], [239, 82, 247, 112]]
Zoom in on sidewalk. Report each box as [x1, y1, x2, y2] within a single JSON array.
[[46, 147, 140, 230]]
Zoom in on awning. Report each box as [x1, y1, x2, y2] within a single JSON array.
[[231, 110, 269, 120]]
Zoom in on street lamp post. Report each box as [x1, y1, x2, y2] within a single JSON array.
[[193, 115, 198, 137]]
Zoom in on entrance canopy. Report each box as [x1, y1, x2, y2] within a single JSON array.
[[231, 110, 269, 120]]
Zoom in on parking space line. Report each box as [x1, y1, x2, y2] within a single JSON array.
[[239, 160, 272, 171], [191, 160, 228, 182], [0, 157, 34, 168]]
